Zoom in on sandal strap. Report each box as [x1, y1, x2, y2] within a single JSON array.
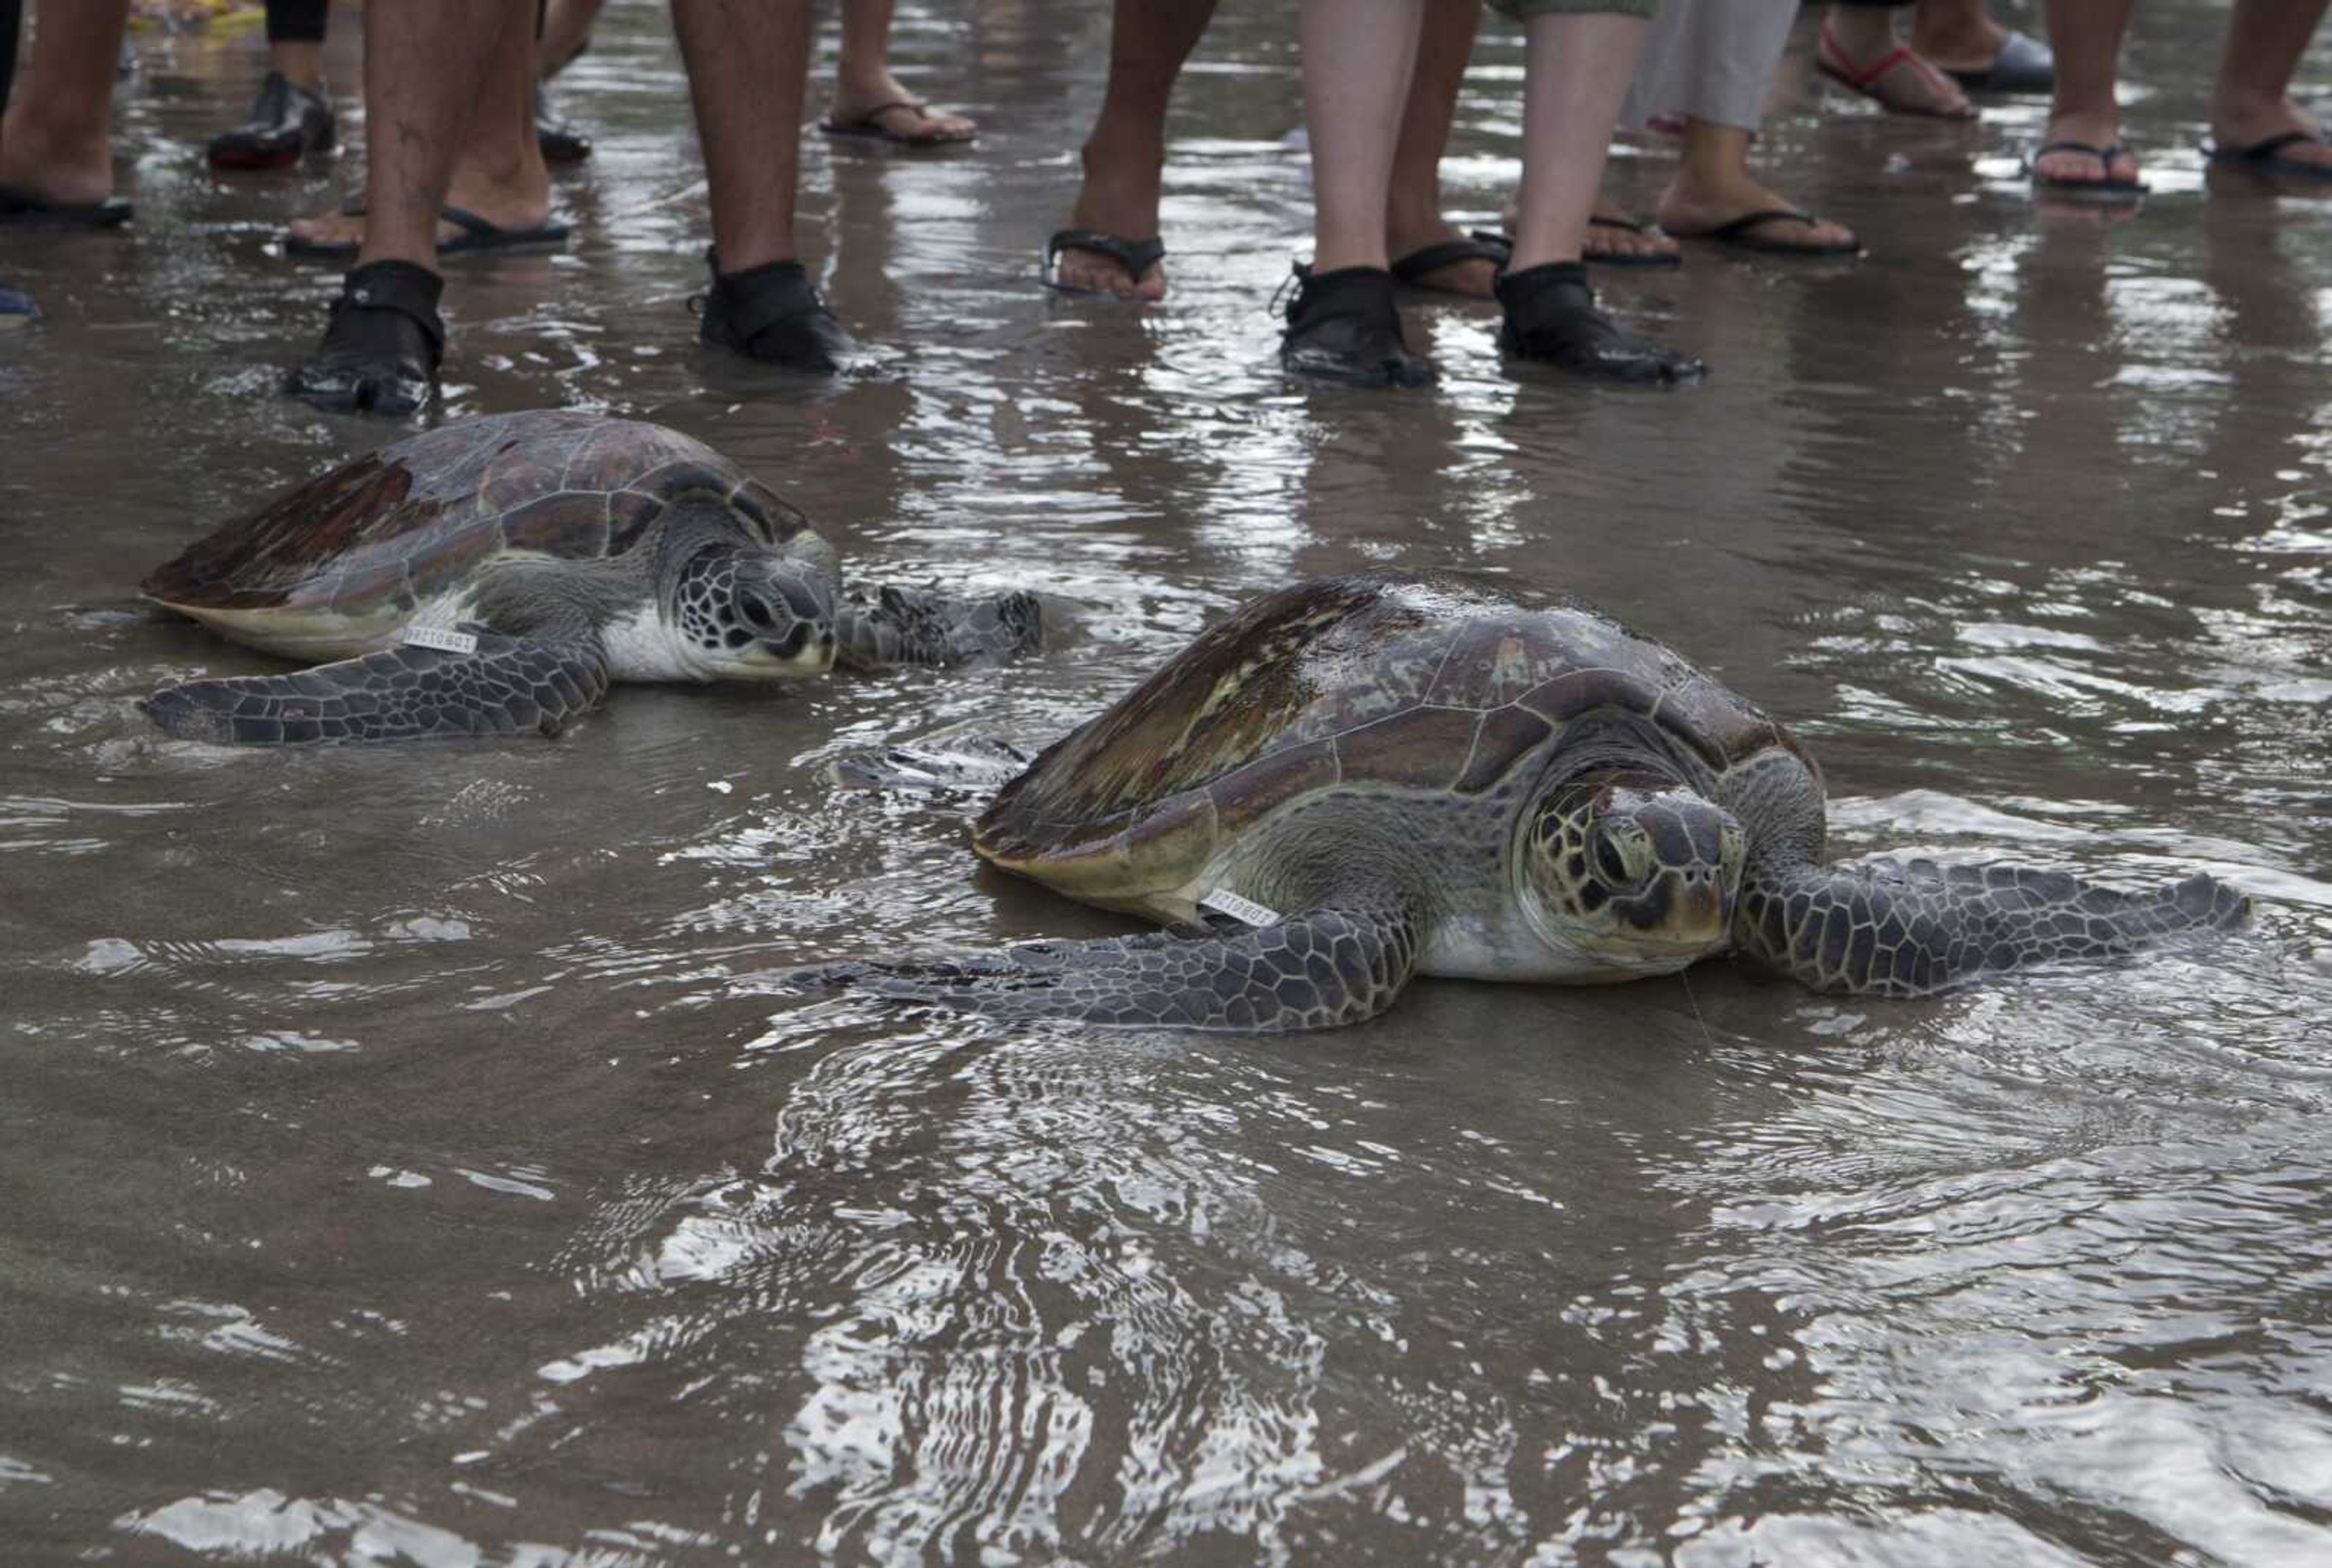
[[1694, 208, 1814, 241], [2212, 129, 2321, 162], [333, 259, 444, 356], [2033, 139, 2132, 169], [1389, 237, 1505, 284], [1045, 228, 1166, 283], [830, 100, 928, 131]]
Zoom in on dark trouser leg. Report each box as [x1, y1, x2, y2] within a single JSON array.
[[0, 0, 21, 120], [264, 0, 328, 87]]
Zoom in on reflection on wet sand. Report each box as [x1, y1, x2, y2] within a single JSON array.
[[4, 0, 2330, 1563]]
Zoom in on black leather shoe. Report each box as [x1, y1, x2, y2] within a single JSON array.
[[208, 72, 335, 171], [1495, 261, 1703, 384], [1279, 265, 1435, 387], [694, 254, 854, 373], [287, 261, 444, 415], [534, 83, 593, 165]]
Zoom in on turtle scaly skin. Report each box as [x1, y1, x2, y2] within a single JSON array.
[[816, 574, 2248, 1029], [139, 411, 1042, 744]]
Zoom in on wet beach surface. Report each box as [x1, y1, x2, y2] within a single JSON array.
[[4, 1, 2331, 1562]]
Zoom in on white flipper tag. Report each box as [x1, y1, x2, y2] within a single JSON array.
[[401, 625, 480, 655], [1199, 888, 1282, 927]]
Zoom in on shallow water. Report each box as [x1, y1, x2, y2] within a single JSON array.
[[4, 2, 2331, 1563]]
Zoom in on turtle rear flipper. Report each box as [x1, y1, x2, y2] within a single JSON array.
[[797, 904, 1420, 1031], [1736, 856, 2251, 997], [141, 630, 610, 745], [836, 585, 1043, 670]]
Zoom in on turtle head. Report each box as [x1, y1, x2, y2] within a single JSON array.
[[670, 544, 836, 679], [1518, 769, 1746, 972]]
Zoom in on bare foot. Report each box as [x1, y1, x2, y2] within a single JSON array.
[[0, 116, 114, 207], [1658, 179, 1856, 253], [287, 160, 552, 252], [1495, 195, 1680, 265], [1050, 128, 1167, 300], [2209, 96, 2332, 174], [2033, 112, 2143, 188], [827, 70, 975, 145], [1908, 9, 2008, 77], [1586, 199, 1680, 264], [1817, 19, 1976, 120]]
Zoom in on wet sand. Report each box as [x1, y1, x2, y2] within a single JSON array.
[[2, 3, 2329, 1563]]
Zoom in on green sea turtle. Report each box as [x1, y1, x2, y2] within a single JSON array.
[[818, 573, 2248, 1031], [139, 410, 1040, 744]]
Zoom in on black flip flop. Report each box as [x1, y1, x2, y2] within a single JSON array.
[[0, 185, 132, 231], [283, 203, 570, 262], [821, 100, 976, 147], [1387, 236, 1506, 294], [1667, 208, 1862, 258], [2029, 140, 2149, 198], [1042, 229, 1165, 295], [2204, 129, 2332, 180], [1469, 220, 1682, 271]]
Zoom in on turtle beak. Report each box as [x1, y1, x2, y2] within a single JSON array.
[[763, 618, 838, 673], [737, 567, 836, 675]]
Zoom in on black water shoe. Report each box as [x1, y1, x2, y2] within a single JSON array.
[[208, 72, 335, 170], [534, 84, 593, 165], [695, 254, 854, 374], [1280, 265, 1434, 387], [1495, 261, 1703, 384], [286, 260, 443, 415]]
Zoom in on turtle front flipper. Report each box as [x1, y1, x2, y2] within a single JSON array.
[[801, 904, 1420, 1031], [1735, 856, 2251, 997], [835, 585, 1043, 670], [141, 630, 611, 745]]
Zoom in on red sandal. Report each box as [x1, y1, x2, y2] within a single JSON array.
[[1816, 22, 1977, 121]]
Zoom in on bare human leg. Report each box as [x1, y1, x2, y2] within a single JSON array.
[[539, 0, 604, 75], [1907, 0, 2006, 75], [1818, 2, 1975, 118], [287, 0, 550, 254], [675, 0, 854, 371], [1656, 119, 1860, 253], [2208, 0, 2332, 175], [286, 0, 522, 412], [1051, 0, 1219, 298], [1499, 9, 1699, 383], [2036, 0, 2140, 188], [0, 0, 133, 210], [828, 0, 977, 145], [1505, 10, 1646, 273], [1281, 0, 1431, 386]]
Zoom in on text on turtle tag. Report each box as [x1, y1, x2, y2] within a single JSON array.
[[401, 626, 479, 655], [1200, 888, 1283, 927]]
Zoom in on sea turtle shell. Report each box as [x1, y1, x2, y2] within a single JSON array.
[[141, 410, 816, 660], [973, 574, 1816, 907]]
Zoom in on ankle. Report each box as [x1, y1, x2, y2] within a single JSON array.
[[1825, 8, 1894, 56]]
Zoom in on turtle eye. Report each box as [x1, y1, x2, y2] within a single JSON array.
[[1594, 824, 1651, 886], [740, 594, 776, 632]]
